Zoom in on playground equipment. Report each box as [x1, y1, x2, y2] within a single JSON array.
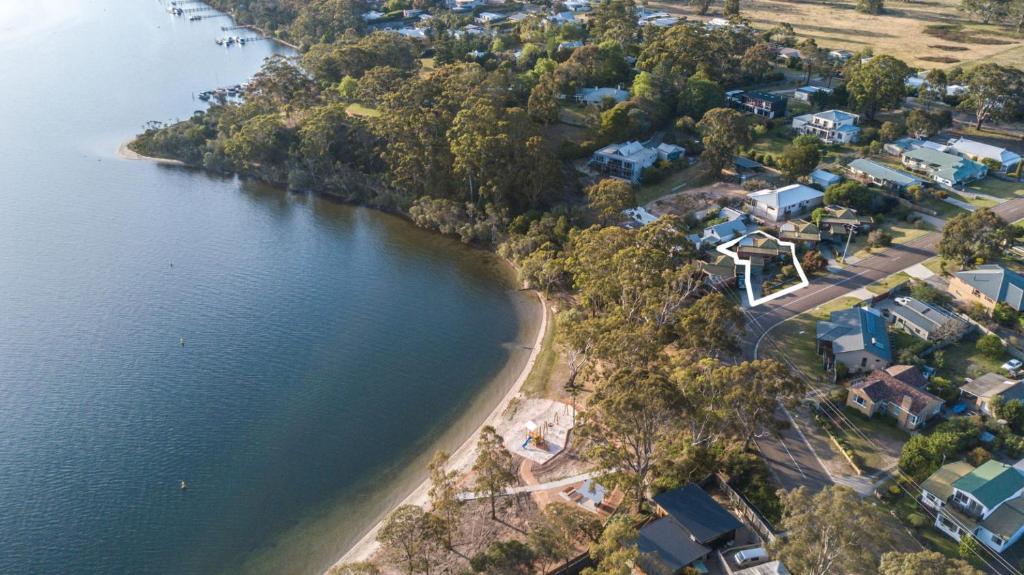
[[522, 420, 547, 449]]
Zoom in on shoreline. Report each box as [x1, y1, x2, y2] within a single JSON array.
[[329, 291, 549, 570], [122, 140, 553, 573], [117, 142, 186, 166]]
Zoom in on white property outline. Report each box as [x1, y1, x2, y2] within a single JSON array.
[[716, 230, 809, 308]]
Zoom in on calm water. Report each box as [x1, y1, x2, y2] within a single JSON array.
[[0, 2, 537, 573]]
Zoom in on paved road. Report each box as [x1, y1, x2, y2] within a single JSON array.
[[747, 197, 1024, 359], [754, 406, 833, 493]]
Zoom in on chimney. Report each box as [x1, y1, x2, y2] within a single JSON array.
[[901, 395, 914, 427]]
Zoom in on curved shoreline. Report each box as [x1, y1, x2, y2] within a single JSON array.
[[329, 290, 549, 570], [121, 141, 552, 573], [117, 142, 186, 166]]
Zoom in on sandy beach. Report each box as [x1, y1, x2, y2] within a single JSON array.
[[117, 142, 186, 166], [329, 291, 549, 570]]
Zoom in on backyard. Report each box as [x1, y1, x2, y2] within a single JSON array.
[[936, 331, 1010, 381]]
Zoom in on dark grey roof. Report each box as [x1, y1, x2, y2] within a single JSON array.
[[637, 517, 711, 574], [889, 297, 966, 335], [955, 265, 1024, 311], [815, 307, 892, 362], [961, 373, 1024, 400], [652, 484, 742, 544]]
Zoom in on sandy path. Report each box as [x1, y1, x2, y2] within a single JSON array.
[[329, 292, 550, 570]]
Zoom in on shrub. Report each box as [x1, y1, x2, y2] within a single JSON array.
[[907, 512, 929, 529], [867, 229, 893, 247], [967, 446, 991, 467], [976, 334, 1005, 359]]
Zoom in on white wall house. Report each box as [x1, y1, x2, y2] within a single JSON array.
[[947, 137, 1022, 174], [745, 184, 823, 222], [589, 141, 658, 183], [792, 110, 860, 145], [923, 460, 1024, 553]]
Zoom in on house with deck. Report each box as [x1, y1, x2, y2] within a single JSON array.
[[845, 365, 943, 430], [816, 206, 873, 239], [901, 147, 988, 189], [846, 158, 924, 193], [816, 306, 892, 373], [726, 90, 788, 119], [745, 184, 823, 222], [792, 110, 860, 144], [950, 265, 1024, 313], [636, 484, 743, 575], [589, 141, 658, 183], [574, 86, 630, 106], [925, 460, 1024, 553]]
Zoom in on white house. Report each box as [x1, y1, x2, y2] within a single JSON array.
[[792, 110, 860, 145], [475, 11, 505, 24], [589, 141, 658, 183], [793, 85, 833, 103], [923, 460, 1024, 553], [745, 184, 824, 222], [947, 137, 1022, 174]]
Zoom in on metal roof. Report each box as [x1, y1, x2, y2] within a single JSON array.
[[847, 158, 923, 187], [652, 484, 743, 544], [747, 184, 823, 210], [960, 373, 1024, 400], [637, 517, 711, 573], [953, 460, 1024, 510], [955, 265, 1024, 311], [816, 307, 892, 361], [923, 461, 977, 502]]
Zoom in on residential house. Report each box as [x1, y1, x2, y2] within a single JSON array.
[[726, 90, 789, 119], [947, 137, 1022, 175], [845, 365, 943, 430], [734, 156, 764, 181], [817, 206, 873, 236], [879, 296, 970, 342], [735, 234, 786, 270], [776, 47, 802, 63], [475, 11, 505, 24], [793, 85, 833, 103], [922, 461, 977, 511], [657, 143, 685, 161], [883, 137, 925, 157], [927, 460, 1024, 553], [637, 484, 742, 575], [563, 0, 591, 11], [901, 147, 988, 189], [906, 74, 967, 97], [792, 110, 860, 144], [778, 219, 820, 247], [700, 254, 738, 287], [745, 184, 824, 222], [950, 265, 1024, 313], [557, 39, 584, 50], [828, 49, 854, 61], [816, 306, 893, 373], [396, 27, 427, 39], [846, 158, 924, 193], [589, 141, 658, 183], [687, 210, 751, 249], [361, 10, 386, 21], [960, 373, 1024, 415], [809, 169, 841, 190], [574, 86, 630, 106]]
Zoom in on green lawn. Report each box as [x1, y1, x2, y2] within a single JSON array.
[[963, 177, 1024, 200], [936, 331, 1010, 381], [345, 103, 381, 118], [866, 271, 913, 295], [762, 296, 864, 381], [844, 219, 934, 263], [748, 122, 793, 158], [888, 492, 962, 559], [522, 309, 559, 398]]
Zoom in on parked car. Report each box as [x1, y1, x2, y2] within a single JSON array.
[[1003, 359, 1023, 375], [734, 547, 768, 567]]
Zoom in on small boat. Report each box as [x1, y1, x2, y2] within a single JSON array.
[[189, 15, 201, 21], [179, 337, 185, 347], [180, 480, 188, 490]]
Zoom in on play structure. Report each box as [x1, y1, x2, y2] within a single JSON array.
[[521, 420, 548, 449]]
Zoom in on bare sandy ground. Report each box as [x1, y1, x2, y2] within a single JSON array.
[[117, 142, 186, 166]]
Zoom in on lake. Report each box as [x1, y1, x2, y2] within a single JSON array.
[[0, 2, 538, 573]]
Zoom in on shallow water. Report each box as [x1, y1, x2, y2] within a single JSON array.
[[0, 2, 534, 573]]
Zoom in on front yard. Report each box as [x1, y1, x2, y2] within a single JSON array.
[[841, 218, 934, 263], [866, 271, 913, 295], [840, 406, 909, 473], [762, 296, 863, 381], [962, 176, 1024, 201]]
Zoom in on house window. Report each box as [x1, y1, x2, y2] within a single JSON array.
[[938, 515, 961, 534], [909, 415, 919, 426], [854, 395, 866, 407], [861, 357, 868, 367], [993, 535, 1005, 547]]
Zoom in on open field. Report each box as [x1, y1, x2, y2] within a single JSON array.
[[345, 103, 381, 118], [844, 219, 933, 262], [649, 0, 1024, 70], [764, 296, 863, 380]]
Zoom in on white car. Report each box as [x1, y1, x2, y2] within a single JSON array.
[[1003, 359, 1023, 374], [734, 547, 768, 567]]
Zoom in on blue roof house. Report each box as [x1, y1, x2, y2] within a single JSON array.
[[816, 306, 892, 374], [809, 169, 842, 190]]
